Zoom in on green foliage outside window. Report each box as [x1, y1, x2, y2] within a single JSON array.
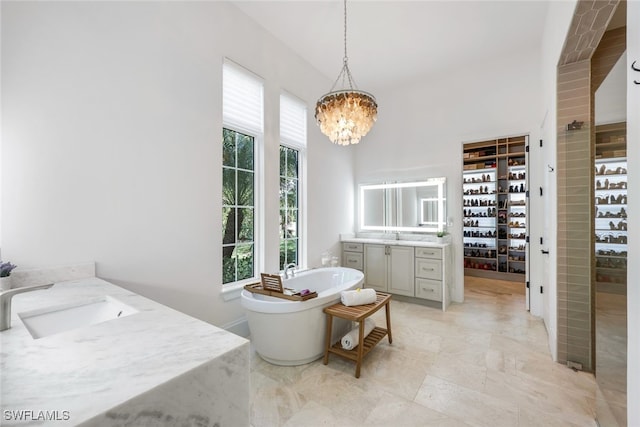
[[223, 128, 255, 284], [279, 145, 299, 269]]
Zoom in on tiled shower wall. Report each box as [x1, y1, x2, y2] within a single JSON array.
[[556, 0, 620, 371], [557, 60, 592, 369]]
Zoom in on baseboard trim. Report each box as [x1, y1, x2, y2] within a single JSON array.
[[223, 317, 250, 338]]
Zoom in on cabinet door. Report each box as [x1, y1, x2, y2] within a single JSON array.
[[415, 258, 442, 280], [343, 252, 363, 270], [343, 242, 363, 252], [415, 247, 442, 260], [388, 246, 415, 296], [364, 244, 387, 291], [415, 278, 443, 302]]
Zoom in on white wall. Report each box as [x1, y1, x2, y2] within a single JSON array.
[[596, 53, 627, 125], [353, 48, 543, 304], [626, 1, 639, 423], [1, 1, 354, 329], [538, 0, 578, 361]]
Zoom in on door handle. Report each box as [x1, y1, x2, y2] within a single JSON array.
[[541, 250, 549, 255]]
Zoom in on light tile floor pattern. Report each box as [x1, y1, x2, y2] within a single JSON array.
[[250, 277, 597, 426]]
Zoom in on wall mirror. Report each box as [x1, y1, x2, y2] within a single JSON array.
[[359, 178, 447, 233]]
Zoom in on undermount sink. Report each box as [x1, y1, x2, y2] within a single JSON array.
[[18, 296, 138, 339]]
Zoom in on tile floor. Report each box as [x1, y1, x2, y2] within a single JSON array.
[[250, 277, 597, 426]]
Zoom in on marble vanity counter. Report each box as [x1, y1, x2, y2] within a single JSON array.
[[341, 237, 450, 248], [1, 277, 249, 426]]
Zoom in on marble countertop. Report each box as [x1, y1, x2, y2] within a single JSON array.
[[341, 237, 450, 248], [1, 277, 248, 425]]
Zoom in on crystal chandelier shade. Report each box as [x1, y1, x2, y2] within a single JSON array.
[[314, 0, 377, 145], [315, 90, 377, 145]]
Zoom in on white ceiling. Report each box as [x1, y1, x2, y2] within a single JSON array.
[[231, 0, 550, 92]]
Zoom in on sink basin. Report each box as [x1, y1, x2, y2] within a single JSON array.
[[18, 296, 138, 339]]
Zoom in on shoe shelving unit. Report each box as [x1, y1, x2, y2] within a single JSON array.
[[463, 135, 528, 281], [595, 122, 627, 295]]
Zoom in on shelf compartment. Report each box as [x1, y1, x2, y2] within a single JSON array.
[[594, 150, 627, 291], [464, 135, 527, 282]]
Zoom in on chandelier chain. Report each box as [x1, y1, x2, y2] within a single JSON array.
[[330, 0, 358, 92], [343, 0, 348, 62], [314, 0, 377, 145]]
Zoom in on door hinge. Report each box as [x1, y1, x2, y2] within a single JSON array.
[[539, 139, 543, 147], [539, 187, 543, 196], [526, 281, 530, 289], [525, 145, 530, 153], [526, 190, 529, 197], [540, 237, 544, 245], [540, 286, 544, 294], [526, 236, 530, 243]]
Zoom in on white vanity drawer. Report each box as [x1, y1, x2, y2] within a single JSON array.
[[343, 242, 364, 252], [415, 247, 442, 259], [343, 252, 363, 270], [415, 258, 442, 280], [415, 278, 442, 302]]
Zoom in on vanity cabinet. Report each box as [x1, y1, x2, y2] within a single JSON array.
[[342, 239, 451, 310], [364, 244, 414, 297], [415, 247, 444, 302], [342, 242, 364, 271]]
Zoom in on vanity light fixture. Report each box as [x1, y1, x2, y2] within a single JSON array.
[[314, 0, 377, 145]]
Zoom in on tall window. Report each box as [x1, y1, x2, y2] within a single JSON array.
[[279, 146, 299, 269], [223, 129, 255, 284], [222, 61, 263, 285], [279, 93, 307, 270]]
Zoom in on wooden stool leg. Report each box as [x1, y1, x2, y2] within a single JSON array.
[[323, 314, 333, 365], [355, 320, 365, 378], [385, 302, 392, 344]]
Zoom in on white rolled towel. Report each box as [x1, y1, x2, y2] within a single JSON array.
[[340, 288, 377, 307], [341, 318, 376, 350]]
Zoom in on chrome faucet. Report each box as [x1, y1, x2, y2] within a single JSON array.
[[0, 283, 54, 331], [283, 263, 297, 279]]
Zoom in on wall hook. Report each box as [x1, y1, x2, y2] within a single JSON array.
[[633, 60, 640, 85], [548, 165, 555, 172]]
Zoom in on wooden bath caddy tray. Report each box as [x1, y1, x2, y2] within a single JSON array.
[[243, 273, 318, 301]]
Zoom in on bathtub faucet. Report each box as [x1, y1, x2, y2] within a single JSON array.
[[283, 263, 297, 279]]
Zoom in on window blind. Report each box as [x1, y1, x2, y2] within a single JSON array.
[[280, 93, 307, 147], [223, 60, 264, 134]]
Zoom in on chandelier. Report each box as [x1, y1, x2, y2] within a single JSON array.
[[315, 0, 377, 145]]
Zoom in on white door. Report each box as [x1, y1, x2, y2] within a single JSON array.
[[541, 132, 554, 330], [364, 244, 387, 291], [388, 245, 415, 296]]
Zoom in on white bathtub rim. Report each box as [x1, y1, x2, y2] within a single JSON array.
[[240, 267, 364, 314]]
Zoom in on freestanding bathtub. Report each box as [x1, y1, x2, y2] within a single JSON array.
[[240, 267, 364, 366]]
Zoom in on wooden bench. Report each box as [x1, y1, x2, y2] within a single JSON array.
[[322, 292, 392, 378]]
